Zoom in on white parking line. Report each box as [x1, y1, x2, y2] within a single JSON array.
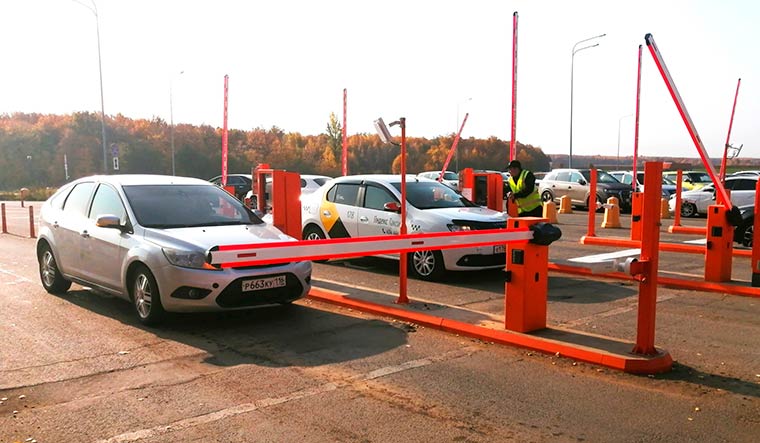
[[0, 267, 34, 284], [97, 346, 480, 443]]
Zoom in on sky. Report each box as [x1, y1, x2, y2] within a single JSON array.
[[1, 0, 758, 160]]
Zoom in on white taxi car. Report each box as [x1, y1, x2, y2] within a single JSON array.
[[301, 175, 509, 281]]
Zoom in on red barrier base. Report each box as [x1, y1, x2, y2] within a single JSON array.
[[308, 287, 673, 375], [668, 225, 706, 235]]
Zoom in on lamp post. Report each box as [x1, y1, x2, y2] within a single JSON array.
[[569, 33, 605, 168], [72, 0, 107, 174], [617, 114, 634, 166], [169, 70, 184, 176], [455, 97, 472, 172]]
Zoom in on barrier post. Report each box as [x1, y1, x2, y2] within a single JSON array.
[[632, 162, 662, 355], [704, 205, 733, 282], [1, 203, 6, 234], [752, 179, 760, 287], [672, 170, 683, 227], [586, 168, 597, 237], [505, 217, 548, 333], [630, 192, 644, 240], [29, 205, 36, 238]]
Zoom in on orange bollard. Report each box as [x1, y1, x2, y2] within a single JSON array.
[[542, 201, 558, 224], [505, 217, 548, 333], [506, 197, 519, 217], [630, 192, 644, 241], [601, 197, 621, 228], [704, 205, 732, 282], [1, 203, 6, 233], [660, 198, 670, 219], [29, 205, 36, 238], [558, 195, 573, 214]]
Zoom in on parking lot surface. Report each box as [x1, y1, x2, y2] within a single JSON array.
[[1, 202, 759, 442]]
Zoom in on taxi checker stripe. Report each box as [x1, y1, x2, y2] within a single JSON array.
[[208, 228, 534, 267]]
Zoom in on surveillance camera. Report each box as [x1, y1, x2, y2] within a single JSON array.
[[374, 118, 393, 144]]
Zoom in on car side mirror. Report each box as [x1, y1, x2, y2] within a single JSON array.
[[96, 214, 125, 230], [383, 202, 402, 213], [578, 179, 587, 185]]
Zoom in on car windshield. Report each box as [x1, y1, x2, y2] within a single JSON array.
[[312, 177, 330, 186], [441, 171, 458, 180], [689, 172, 712, 183], [123, 184, 263, 228], [662, 176, 676, 185], [581, 170, 620, 184], [391, 181, 478, 209]]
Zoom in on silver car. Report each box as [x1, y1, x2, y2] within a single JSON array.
[[36, 175, 312, 325]]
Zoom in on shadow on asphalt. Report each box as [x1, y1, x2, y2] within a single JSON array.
[[52, 287, 409, 369], [658, 362, 760, 399]]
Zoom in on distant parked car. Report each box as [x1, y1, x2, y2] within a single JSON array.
[[662, 170, 713, 191], [208, 174, 252, 200], [539, 168, 632, 211], [244, 174, 333, 208], [608, 170, 677, 198], [36, 175, 312, 325], [668, 175, 758, 217], [417, 171, 459, 190]]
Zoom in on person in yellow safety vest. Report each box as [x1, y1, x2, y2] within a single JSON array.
[[506, 160, 543, 217]]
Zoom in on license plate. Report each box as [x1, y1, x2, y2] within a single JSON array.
[[493, 244, 506, 254], [242, 275, 286, 292]]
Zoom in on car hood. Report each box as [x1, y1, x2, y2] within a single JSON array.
[[142, 223, 294, 252], [418, 206, 507, 222]]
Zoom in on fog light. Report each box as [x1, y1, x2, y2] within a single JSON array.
[[171, 286, 212, 299]]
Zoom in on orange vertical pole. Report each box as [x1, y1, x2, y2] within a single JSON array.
[[632, 162, 662, 355], [672, 170, 683, 226], [397, 118, 408, 304], [505, 217, 548, 332], [1, 203, 6, 233], [29, 206, 36, 238], [459, 168, 474, 202], [752, 179, 760, 287], [704, 204, 733, 282], [630, 192, 643, 241], [586, 168, 597, 237]]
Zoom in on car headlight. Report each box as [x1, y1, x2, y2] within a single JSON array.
[[447, 224, 472, 232], [162, 247, 219, 270]]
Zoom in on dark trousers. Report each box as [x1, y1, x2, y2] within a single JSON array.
[[518, 206, 543, 217]]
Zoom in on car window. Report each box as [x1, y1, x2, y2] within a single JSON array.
[[49, 184, 74, 210], [300, 179, 307, 188], [391, 181, 476, 209], [596, 171, 620, 184], [569, 172, 584, 183], [556, 172, 571, 182], [732, 179, 756, 191], [328, 183, 360, 206], [209, 177, 221, 186], [63, 182, 96, 216], [617, 174, 632, 185], [363, 184, 397, 210], [442, 171, 458, 180], [545, 171, 558, 181], [122, 184, 263, 228], [690, 172, 712, 183], [89, 184, 127, 223], [313, 177, 330, 186]]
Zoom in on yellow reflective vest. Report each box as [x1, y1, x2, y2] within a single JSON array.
[[508, 169, 542, 214]]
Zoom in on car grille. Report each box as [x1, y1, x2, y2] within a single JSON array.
[[231, 262, 292, 270], [605, 189, 631, 204], [216, 272, 304, 308], [450, 219, 507, 230]]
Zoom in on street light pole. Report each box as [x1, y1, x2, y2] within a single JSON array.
[[169, 71, 184, 176], [617, 114, 634, 166], [72, 0, 108, 174], [455, 97, 471, 172], [569, 33, 605, 169]]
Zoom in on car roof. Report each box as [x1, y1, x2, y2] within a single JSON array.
[[332, 174, 432, 184], [73, 174, 211, 186]]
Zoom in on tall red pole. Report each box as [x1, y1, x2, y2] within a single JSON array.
[[632, 45, 642, 191], [342, 88, 348, 176], [397, 118, 408, 304], [221, 75, 229, 187], [719, 78, 741, 185], [509, 11, 518, 162]]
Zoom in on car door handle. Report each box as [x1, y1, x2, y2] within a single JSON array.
[[80, 230, 90, 238], [359, 216, 369, 223], [322, 210, 332, 217], [53, 222, 59, 229]]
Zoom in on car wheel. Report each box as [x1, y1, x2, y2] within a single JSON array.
[[130, 265, 165, 326], [680, 202, 697, 218], [741, 220, 754, 247], [541, 190, 554, 203], [38, 243, 72, 294], [303, 225, 329, 263], [408, 250, 446, 281]]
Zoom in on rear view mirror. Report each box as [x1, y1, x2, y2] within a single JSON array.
[[383, 202, 401, 213]]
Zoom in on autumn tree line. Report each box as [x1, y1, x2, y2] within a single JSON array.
[[0, 112, 552, 190]]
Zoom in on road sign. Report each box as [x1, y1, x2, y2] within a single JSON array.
[[113, 157, 119, 171]]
